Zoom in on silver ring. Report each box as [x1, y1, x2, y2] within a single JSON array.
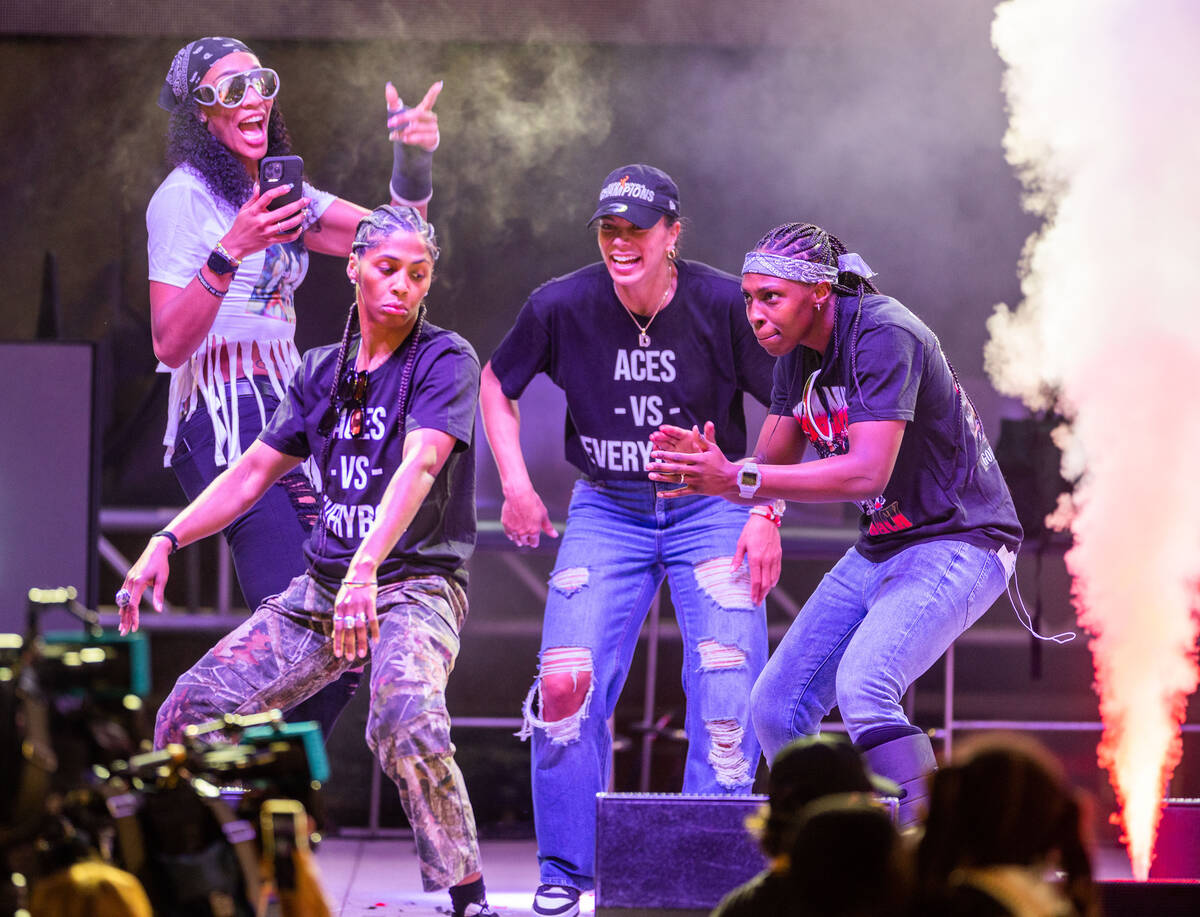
[[115, 588, 132, 607], [332, 614, 347, 625], [355, 612, 368, 623]]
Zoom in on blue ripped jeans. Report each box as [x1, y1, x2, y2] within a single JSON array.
[[170, 379, 358, 737], [523, 479, 768, 891], [751, 539, 1013, 761]]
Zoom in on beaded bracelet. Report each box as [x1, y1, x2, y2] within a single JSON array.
[[749, 503, 784, 527], [213, 240, 242, 268], [195, 269, 226, 298], [152, 529, 180, 554]]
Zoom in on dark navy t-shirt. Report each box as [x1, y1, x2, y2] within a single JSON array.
[[490, 259, 776, 480], [769, 293, 1022, 561], [261, 322, 480, 587]]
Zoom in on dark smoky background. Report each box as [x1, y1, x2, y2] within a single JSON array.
[[8, 2, 1148, 834], [0, 0, 1036, 517]]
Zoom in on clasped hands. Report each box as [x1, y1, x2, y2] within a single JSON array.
[[647, 421, 737, 498]]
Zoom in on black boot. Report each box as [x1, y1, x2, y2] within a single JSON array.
[[862, 732, 936, 829]]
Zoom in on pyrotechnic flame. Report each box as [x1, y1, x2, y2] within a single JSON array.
[[987, 0, 1200, 880]]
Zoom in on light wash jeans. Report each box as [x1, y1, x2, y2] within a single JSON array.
[[751, 539, 1013, 760], [523, 479, 768, 892]]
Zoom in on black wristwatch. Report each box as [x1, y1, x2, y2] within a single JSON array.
[[206, 247, 239, 276]]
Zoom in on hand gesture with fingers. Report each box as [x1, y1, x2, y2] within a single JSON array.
[[386, 80, 442, 151], [333, 581, 380, 660], [647, 421, 736, 498]]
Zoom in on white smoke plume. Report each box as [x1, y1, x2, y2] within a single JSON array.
[[986, 0, 1200, 879]]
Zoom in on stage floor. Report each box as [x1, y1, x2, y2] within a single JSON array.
[[313, 835, 1136, 916], [316, 836, 583, 916]]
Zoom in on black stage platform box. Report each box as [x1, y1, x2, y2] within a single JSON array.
[[1149, 798, 1200, 880], [595, 793, 767, 914]]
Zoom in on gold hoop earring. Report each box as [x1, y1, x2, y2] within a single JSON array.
[[667, 247, 678, 262]]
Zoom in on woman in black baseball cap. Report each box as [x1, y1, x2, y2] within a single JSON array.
[[480, 163, 779, 916]]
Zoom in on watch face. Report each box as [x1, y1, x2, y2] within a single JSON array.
[[739, 468, 758, 487]]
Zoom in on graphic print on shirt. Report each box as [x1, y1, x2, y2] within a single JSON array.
[[579, 347, 679, 473], [792, 369, 913, 535], [961, 385, 999, 473], [317, 404, 391, 541], [247, 241, 305, 323]]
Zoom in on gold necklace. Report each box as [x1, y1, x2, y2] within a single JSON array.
[[619, 265, 676, 348]]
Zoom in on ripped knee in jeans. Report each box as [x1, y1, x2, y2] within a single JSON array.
[[706, 717, 753, 788], [693, 557, 756, 610], [548, 566, 590, 597], [697, 638, 748, 671], [517, 646, 594, 745]]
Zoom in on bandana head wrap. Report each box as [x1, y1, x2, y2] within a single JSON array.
[[157, 37, 253, 112], [741, 250, 877, 284]]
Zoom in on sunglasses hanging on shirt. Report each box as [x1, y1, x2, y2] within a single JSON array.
[[317, 367, 369, 439]]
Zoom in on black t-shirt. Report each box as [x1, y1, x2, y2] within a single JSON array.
[[260, 322, 480, 586], [769, 293, 1022, 561], [489, 259, 776, 480]]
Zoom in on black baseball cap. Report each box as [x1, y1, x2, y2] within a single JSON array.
[[768, 735, 901, 812], [587, 164, 680, 229]]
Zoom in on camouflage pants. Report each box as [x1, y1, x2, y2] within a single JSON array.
[[155, 573, 481, 891]]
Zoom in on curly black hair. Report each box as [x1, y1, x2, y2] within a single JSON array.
[[165, 102, 292, 210]]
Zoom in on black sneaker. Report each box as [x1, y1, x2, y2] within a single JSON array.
[[533, 884, 581, 917]]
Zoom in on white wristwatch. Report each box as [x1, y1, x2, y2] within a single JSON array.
[[737, 462, 762, 499]]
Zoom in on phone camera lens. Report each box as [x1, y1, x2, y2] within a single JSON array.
[[265, 162, 282, 180]]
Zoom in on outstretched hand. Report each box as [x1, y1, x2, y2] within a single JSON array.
[[386, 80, 442, 150], [647, 421, 735, 498]]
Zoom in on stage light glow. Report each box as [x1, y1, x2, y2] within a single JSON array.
[[987, 0, 1200, 879]]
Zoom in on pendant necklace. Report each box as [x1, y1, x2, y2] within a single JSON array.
[[619, 265, 675, 347]]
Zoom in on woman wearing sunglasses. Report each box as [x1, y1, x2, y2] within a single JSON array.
[[145, 36, 442, 737]]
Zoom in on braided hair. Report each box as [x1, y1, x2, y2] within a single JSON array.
[[312, 204, 438, 556], [752, 223, 880, 410], [753, 223, 977, 475]]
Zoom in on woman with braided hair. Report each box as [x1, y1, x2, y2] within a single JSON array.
[[117, 205, 495, 916], [649, 222, 1022, 827]]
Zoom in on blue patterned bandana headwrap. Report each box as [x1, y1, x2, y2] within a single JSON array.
[[741, 250, 876, 284], [157, 37, 253, 112]]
